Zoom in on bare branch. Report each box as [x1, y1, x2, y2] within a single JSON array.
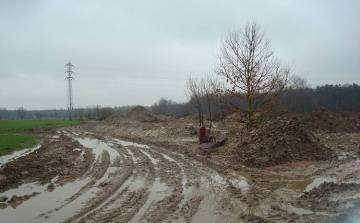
[[216, 22, 289, 127]]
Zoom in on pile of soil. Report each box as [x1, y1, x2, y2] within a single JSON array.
[[303, 108, 360, 133], [234, 114, 334, 168], [105, 113, 125, 124], [126, 106, 159, 122]]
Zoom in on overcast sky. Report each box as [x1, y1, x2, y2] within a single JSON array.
[[0, 0, 359, 110]]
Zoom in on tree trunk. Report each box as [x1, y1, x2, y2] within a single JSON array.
[[247, 94, 254, 128]]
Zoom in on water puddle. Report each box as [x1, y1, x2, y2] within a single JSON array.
[[287, 205, 313, 215], [179, 137, 197, 143], [43, 186, 98, 222], [179, 176, 197, 208], [160, 152, 197, 208], [76, 138, 119, 163], [76, 138, 103, 160], [0, 135, 123, 223], [140, 150, 159, 165], [192, 192, 218, 223], [130, 177, 171, 223], [0, 177, 94, 223], [0, 144, 41, 167], [229, 178, 250, 193], [112, 139, 150, 149], [337, 151, 355, 161], [126, 148, 139, 164], [72, 132, 80, 136], [328, 159, 360, 182], [304, 177, 337, 192], [105, 176, 146, 211], [0, 182, 45, 199], [208, 173, 228, 187], [331, 192, 360, 204], [95, 167, 119, 187], [162, 154, 176, 163]]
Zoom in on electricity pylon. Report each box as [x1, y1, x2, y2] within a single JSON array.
[[65, 61, 75, 120]]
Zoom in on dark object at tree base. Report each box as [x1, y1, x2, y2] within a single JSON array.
[[199, 136, 227, 153], [198, 126, 207, 143]]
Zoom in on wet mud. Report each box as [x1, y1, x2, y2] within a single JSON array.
[[1, 125, 360, 222]]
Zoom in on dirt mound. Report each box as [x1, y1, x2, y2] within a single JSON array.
[[126, 106, 160, 122], [105, 112, 125, 124], [303, 108, 360, 133], [234, 114, 334, 168]]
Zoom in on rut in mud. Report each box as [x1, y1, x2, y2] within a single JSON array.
[[0, 130, 249, 223], [3, 127, 360, 222]]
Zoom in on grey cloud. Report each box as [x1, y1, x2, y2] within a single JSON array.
[[0, 0, 359, 109]]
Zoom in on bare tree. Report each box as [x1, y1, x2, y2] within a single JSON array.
[[201, 77, 213, 129], [186, 77, 204, 126], [216, 22, 289, 127], [151, 98, 173, 115], [289, 75, 309, 89], [201, 76, 225, 129]]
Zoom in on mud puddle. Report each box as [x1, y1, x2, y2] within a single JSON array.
[[0, 131, 254, 223], [0, 135, 122, 223], [304, 176, 338, 192], [0, 182, 45, 199], [111, 138, 150, 149], [0, 177, 93, 223], [0, 144, 41, 167], [76, 138, 119, 163], [130, 177, 171, 222]]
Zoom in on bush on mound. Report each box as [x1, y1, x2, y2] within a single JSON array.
[[234, 114, 334, 168]]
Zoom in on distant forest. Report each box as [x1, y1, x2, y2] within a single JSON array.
[[282, 83, 360, 113], [1, 83, 359, 120]]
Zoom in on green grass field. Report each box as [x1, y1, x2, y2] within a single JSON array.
[[0, 119, 80, 156], [0, 134, 37, 156], [0, 119, 80, 133]]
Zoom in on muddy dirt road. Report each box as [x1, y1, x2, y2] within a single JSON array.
[[0, 130, 249, 223], [2, 126, 360, 223]]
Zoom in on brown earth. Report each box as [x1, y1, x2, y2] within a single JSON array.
[[234, 114, 335, 168], [1, 110, 360, 222], [106, 106, 177, 126], [123, 106, 162, 123], [303, 107, 360, 133], [0, 134, 93, 192]]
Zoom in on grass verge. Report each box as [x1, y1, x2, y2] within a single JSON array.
[[0, 119, 80, 133], [0, 134, 37, 156], [0, 119, 80, 156]]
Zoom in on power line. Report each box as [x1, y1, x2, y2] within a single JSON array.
[[65, 61, 75, 120]]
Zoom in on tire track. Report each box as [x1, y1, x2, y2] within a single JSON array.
[[73, 141, 157, 222], [10, 131, 249, 223]]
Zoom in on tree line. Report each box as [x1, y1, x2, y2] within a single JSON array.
[[0, 106, 131, 120], [0, 83, 359, 121]]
